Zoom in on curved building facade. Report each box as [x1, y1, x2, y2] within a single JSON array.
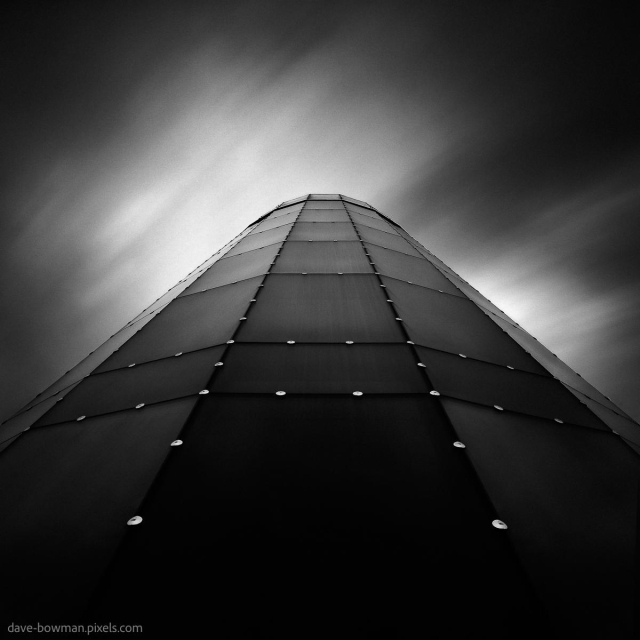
[[1, 195, 639, 638]]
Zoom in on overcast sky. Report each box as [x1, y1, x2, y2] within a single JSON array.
[[1, 0, 639, 422]]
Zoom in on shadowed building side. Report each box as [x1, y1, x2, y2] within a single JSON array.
[[1, 195, 638, 638]]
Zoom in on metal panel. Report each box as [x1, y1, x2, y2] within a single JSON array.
[[225, 224, 293, 257], [356, 225, 422, 256], [416, 347, 607, 429], [349, 210, 398, 233], [271, 241, 372, 273], [441, 397, 639, 638], [384, 277, 550, 373], [212, 343, 426, 393], [36, 346, 224, 425], [253, 211, 299, 231], [88, 393, 543, 637], [179, 243, 281, 296], [484, 312, 630, 417], [0, 398, 197, 622], [235, 275, 404, 343], [298, 209, 350, 222], [94, 277, 261, 372], [366, 243, 463, 295], [288, 222, 359, 241]]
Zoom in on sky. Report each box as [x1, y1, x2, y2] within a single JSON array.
[[1, 0, 639, 423]]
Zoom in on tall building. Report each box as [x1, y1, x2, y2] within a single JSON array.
[[1, 194, 638, 638]]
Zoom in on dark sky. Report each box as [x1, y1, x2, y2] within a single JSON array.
[[1, 0, 639, 422]]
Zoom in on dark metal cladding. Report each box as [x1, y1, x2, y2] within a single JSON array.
[[1, 195, 639, 638]]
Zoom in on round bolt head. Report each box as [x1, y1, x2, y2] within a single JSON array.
[[127, 516, 143, 526], [239, 317, 247, 320], [429, 390, 440, 396], [276, 391, 286, 396], [458, 354, 467, 358], [492, 519, 508, 530], [250, 299, 257, 302], [494, 405, 504, 411], [135, 403, 145, 409], [77, 415, 86, 421], [554, 418, 564, 424], [199, 389, 210, 395], [174, 352, 183, 357], [227, 340, 235, 344], [128, 363, 136, 368], [287, 340, 295, 344], [506, 366, 514, 370], [345, 341, 354, 344], [407, 341, 414, 345], [453, 441, 466, 448], [395, 318, 403, 321], [353, 391, 363, 396], [214, 362, 224, 367], [417, 363, 426, 367], [170, 440, 183, 447]]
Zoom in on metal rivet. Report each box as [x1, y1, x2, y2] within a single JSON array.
[[227, 340, 235, 344], [287, 340, 295, 344], [259, 284, 264, 287], [380, 284, 386, 287], [353, 391, 363, 396], [127, 516, 143, 526], [199, 389, 209, 395], [302, 272, 307, 275], [386, 299, 393, 302], [417, 363, 426, 367], [494, 405, 504, 411], [554, 418, 564, 424], [395, 318, 402, 321], [170, 440, 183, 447], [214, 362, 224, 367], [453, 441, 466, 448], [338, 272, 343, 275], [506, 366, 514, 370], [459, 354, 467, 358], [128, 363, 136, 368], [407, 341, 414, 345], [174, 352, 183, 357], [346, 341, 354, 344], [492, 520, 508, 530], [135, 403, 145, 409], [250, 299, 257, 302], [57, 397, 64, 402], [374, 272, 380, 275], [77, 415, 86, 421], [239, 317, 247, 320], [23, 427, 30, 432], [276, 391, 286, 396], [612, 430, 619, 435], [430, 390, 440, 396]]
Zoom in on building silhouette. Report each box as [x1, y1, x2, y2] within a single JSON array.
[[1, 194, 639, 638]]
